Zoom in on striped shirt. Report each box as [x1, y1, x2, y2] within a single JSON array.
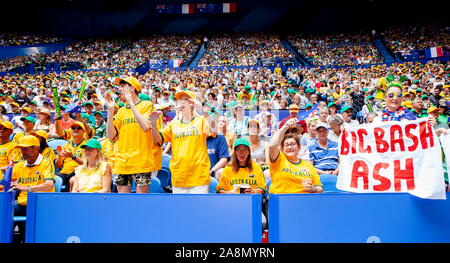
[[308, 139, 339, 171]]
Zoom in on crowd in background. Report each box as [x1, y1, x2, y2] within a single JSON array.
[[198, 33, 294, 67], [287, 31, 384, 66], [382, 23, 449, 56], [0, 33, 65, 47]]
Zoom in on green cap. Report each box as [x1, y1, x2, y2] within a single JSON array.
[[234, 137, 250, 149], [138, 93, 151, 101], [305, 103, 313, 109], [20, 116, 36, 124], [80, 139, 102, 150], [84, 102, 94, 108], [341, 105, 353, 113], [94, 111, 103, 117], [327, 102, 336, 108]]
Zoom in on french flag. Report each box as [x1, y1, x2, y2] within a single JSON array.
[[170, 59, 183, 68], [181, 4, 195, 14], [221, 3, 237, 13], [425, 47, 443, 58]]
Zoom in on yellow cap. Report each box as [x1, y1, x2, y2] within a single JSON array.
[[70, 121, 86, 131], [402, 101, 412, 108], [427, 105, 439, 114], [30, 130, 49, 140], [16, 135, 40, 148], [21, 107, 31, 113], [115, 77, 142, 92], [289, 104, 299, 112], [0, 121, 14, 130], [174, 90, 195, 100]]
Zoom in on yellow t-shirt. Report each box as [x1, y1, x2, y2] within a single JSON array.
[[0, 141, 21, 190], [113, 100, 162, 174], [74, 161, 109, 193], [216, 161, 266, 193], [12, 155, 55, 206], [161, 115, 211, 188], [41, 147, 55, 164], [269, 152, 322, 194], [274, 67, 282, 76], [332, 91, 344, 101], [59, 138, 87, 175], [0, 141, 20, 168], [375, 87, 385, 100], [101, 139, 117, 170]]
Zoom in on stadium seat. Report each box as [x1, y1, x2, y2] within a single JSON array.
[[54, 175, 63, 192], [156, 168, 171, 188], [48, 139, 68, 153], [319, 174, 344, 193], [209, 177, 219, 193], [149, 176, 163, 193]]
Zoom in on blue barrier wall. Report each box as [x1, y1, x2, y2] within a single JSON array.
[[268, 193, 450, 243], [0, 192, 15, 243], [25, 193, 262, 243]]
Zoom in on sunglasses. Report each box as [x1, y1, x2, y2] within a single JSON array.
[[71, 126, 83, 131], [387, 92, 403, 98], [286, 128, 298, 134]]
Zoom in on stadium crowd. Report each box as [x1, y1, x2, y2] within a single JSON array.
[[0, 34, 201, 72], [0, 32, 449, 243], [287, 31, 384, 66], [382, 23, 449, 57], [198, 33, 294, 67], [0, 33, 65, 47]]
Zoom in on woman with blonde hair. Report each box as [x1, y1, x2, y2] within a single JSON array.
[[71, 139, 112, 193]]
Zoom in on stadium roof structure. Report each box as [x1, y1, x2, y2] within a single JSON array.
[[1, 0, 447, 37]]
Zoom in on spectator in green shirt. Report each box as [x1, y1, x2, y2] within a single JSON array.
[[92, 111, 106, 140]]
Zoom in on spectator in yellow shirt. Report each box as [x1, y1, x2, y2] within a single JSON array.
[[268, 118, 323, 194], [150, 90, 213, 194], [72, 139, 112, 193]]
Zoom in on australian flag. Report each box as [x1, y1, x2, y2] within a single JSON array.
[[196, 3, 216, 13]]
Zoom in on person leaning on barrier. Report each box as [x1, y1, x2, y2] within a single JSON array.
[[9, 135, 55, 242], [10, 135, 55, 214], [268, 117, 323, 194], [216, 137, 268, 230], [71, 139, 112, 193]]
